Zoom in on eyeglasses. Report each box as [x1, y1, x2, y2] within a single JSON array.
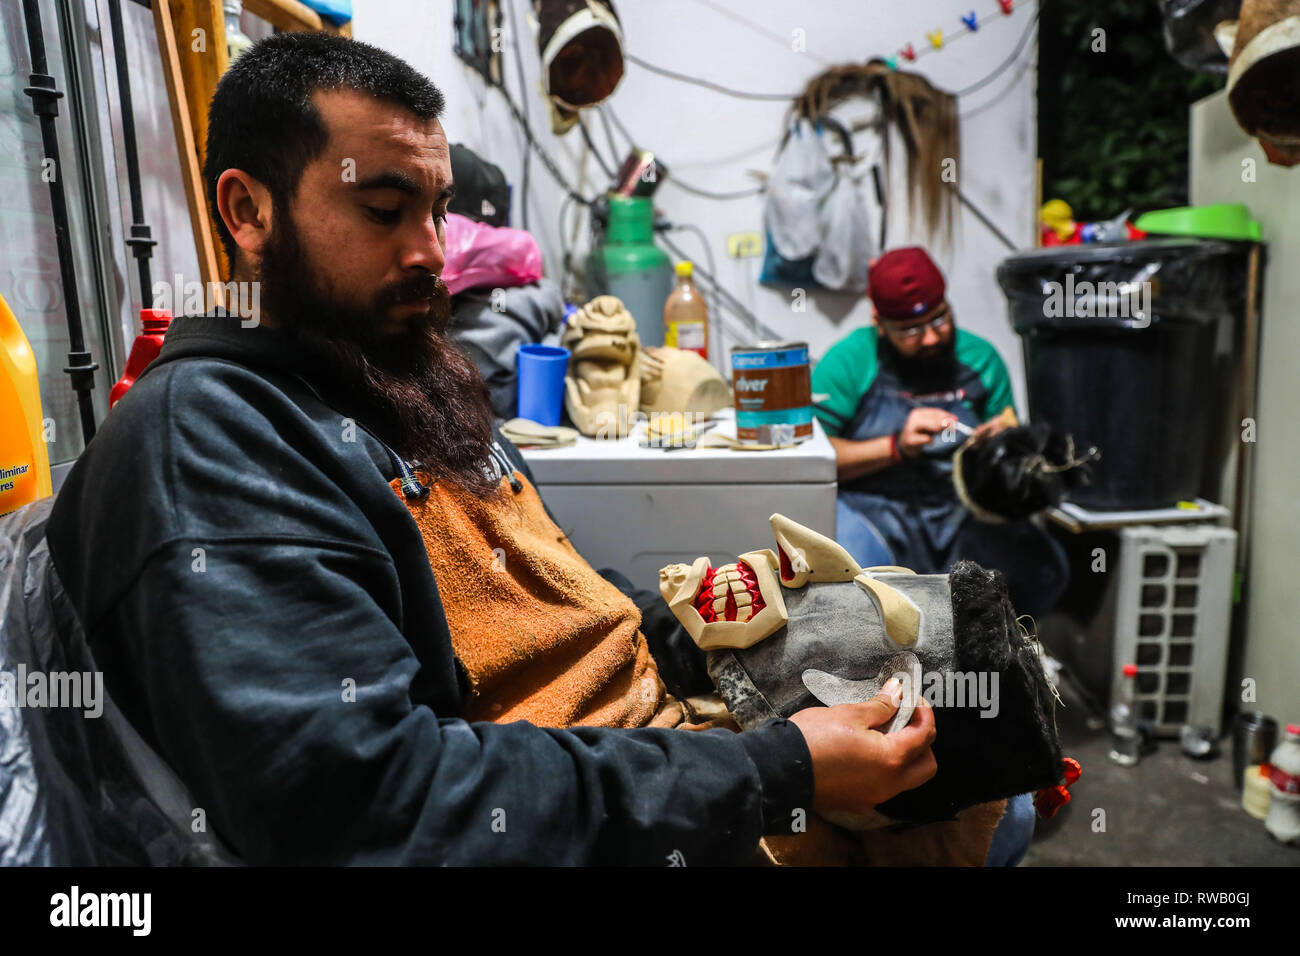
[[882, 308, 952, 341]]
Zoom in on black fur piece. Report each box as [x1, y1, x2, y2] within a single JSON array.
[[876, 560, 1065, 823], [957, 423, 1093, 520]]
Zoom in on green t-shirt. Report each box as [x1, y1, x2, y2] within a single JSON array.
[[811, 327, 1017, 438]]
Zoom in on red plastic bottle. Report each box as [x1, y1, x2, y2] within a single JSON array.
[[110, 309, 171, 408]]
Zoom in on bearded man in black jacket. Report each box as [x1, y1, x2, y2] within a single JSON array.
[[44, 32, 938, 865]]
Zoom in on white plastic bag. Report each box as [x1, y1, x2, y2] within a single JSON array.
[[813, 169, 873, 292], [764, 120, 835, 261]]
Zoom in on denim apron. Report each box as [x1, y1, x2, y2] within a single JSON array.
[[836, 342, 990, 572]]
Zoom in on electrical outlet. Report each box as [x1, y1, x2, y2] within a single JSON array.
[[727, 232, 763, 259]]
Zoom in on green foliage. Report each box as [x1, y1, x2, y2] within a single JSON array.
[[1040, 0, 1223, 220]]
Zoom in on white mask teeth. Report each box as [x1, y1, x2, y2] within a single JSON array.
[[660, 550, 790, 651]]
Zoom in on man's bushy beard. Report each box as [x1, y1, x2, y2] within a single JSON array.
[[256, 211, 500, 496], [882, 331, 957, 385]]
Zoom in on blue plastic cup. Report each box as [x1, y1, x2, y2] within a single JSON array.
[[516, 344, 570, 427]]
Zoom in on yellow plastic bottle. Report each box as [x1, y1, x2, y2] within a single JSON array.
[[0, 291, 54, 517]]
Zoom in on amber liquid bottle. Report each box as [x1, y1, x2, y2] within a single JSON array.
[[663, 261, 709, 360]]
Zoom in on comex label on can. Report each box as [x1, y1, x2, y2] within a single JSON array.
[[731, 342, 812, 444]]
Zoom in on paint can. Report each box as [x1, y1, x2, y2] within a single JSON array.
[[730, 341, 812, 444]]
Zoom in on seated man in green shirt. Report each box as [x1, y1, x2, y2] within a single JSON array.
[[812, 247, 1067, 619]]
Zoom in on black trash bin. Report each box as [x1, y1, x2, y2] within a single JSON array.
[[997, 239, 1253, 510]]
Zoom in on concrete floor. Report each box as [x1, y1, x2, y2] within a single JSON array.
[[1024, 691, 1297, 866]]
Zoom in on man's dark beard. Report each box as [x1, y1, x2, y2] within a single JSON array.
[[880, 331, 957, 388], [255, 211, 500, 496]]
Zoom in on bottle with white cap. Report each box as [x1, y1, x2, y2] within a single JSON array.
[[224, 0, 253, 64], [1264, 723, 1300, 845]]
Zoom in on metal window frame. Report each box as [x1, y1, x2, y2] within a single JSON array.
[[13, 0, 129, 484], [61, 0, 131, 380]]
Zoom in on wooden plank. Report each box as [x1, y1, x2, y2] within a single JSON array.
[[168, 0, 230, 284], [153, 0, 227, 300], [169, 0, 228, 164], [1034, 157, 1043, 246], [155, 0, 351, 296], [1231, 243, 1262, 572]]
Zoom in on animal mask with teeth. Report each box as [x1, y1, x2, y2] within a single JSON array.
[[659, 515, 1070, 828]]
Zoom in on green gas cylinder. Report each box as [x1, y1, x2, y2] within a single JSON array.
[[585, 195, 673, 346]]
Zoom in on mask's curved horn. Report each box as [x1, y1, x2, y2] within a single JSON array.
[[769, 513, 862, 588], [854, 573, 921, 647]]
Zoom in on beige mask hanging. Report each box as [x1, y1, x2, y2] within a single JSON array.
[[1218, 0, 1300, 166]]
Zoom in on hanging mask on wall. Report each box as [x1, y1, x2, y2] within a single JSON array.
[[532, 0, 624, 133], [1218, 0, 1300, 166]]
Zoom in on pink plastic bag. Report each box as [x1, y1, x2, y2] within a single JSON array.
[[441, 212, 543, 294]]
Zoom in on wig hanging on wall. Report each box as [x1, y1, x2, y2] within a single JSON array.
[[794, 60, 961, 246]]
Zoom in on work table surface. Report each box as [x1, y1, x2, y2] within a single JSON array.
[[517, 410, 837, 484]]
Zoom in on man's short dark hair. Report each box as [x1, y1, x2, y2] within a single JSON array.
[[203, 32, 445, 266]]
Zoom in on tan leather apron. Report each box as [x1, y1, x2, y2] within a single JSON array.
[[390, 467, 669, 728]]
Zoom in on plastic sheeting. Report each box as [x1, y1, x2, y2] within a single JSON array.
[[1159, 0, 1242, 74], [763, 117, 880, 293], [764, 120, 835, 262], [0, 498, 238, 865], [812, 170, 874, 293], [997, 238, 1251, 330], [441, 213, 544, 296]]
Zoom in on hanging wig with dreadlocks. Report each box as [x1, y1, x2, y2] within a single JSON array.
[[793, 60, 960, 245]]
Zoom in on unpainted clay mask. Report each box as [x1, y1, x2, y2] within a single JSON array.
[[562, 295, 641, 437], [638, 346, 732, 417]]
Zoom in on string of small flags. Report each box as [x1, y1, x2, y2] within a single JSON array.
[[885, 0, 1019, 70]]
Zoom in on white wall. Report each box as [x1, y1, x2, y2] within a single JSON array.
[[353, 0, 1038, 410], [1191, 91, 1300, 729]]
